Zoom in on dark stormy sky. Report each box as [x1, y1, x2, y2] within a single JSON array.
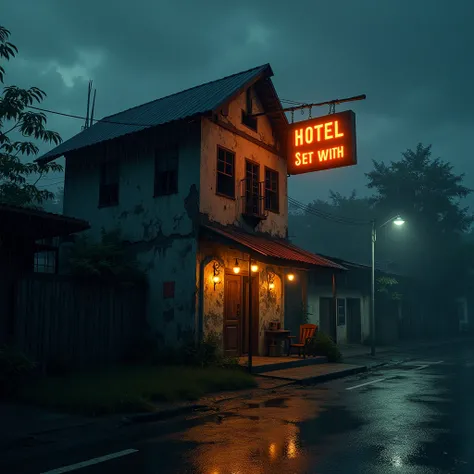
[[3, 1, 473, 206]]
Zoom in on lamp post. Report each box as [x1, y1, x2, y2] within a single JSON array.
[[371, 215, 405, 357]]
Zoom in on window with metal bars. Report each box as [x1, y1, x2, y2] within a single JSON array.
[[264, 167, 279, 213], [216, 146, 235, 198]]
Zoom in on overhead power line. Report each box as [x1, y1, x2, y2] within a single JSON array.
[[288, 197, 370, 226]]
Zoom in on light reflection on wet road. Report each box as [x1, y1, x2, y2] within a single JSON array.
[[32, 344, 474, 473]]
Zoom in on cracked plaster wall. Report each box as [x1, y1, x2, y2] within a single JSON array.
[[63, 124, 201, 345], [200, 88, 288, 238], [198, 241, 284, 356]]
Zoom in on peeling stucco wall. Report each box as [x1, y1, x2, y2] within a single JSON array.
[[257, 267, 284, 355], [63, 123, 201, 345], [198, 241, 285, 356], [200, 89, 288, 238]]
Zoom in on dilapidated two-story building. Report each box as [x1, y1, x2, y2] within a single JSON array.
[[39, 64, 345, 356]]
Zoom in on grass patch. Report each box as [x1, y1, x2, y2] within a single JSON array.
[[19, 365, 256, 416]]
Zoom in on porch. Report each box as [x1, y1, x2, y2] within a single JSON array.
[[198, 223, 346, 358]]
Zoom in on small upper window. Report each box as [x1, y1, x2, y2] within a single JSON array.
[[264, 167, 279, 213], [155, 146, 179, 196], [99, 160, 119, 207], [241, 87, 258, 131], [216, 146, 235, 199]]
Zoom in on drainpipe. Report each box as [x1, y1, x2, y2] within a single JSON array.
[[198, 255, 215, 342]]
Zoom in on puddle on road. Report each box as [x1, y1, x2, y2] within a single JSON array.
[[246, 397, 289, 409]]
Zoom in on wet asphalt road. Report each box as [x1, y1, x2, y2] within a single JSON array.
[[11, 342, 474, 473]]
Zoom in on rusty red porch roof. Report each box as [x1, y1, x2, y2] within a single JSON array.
[[202, 224, 346, 270]]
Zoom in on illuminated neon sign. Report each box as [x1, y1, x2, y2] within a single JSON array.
[[287, 110, 357, 175]]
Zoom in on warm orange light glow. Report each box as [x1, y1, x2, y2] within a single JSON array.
[[251, 264, 259, 272], [269, 282, 275, 290], [287, 437, 297, 459], [287, 110, 357, 175], [233, 259, 240, 274], [287, 273, 295, 282], [269, 443, 277, 460]]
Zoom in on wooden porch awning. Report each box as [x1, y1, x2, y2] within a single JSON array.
[[201, 223, 346, 270]]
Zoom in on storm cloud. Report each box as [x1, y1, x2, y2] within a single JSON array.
[[3, 0, 473, 203]]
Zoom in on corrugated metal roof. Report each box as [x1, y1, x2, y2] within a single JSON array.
[[203, 224, 346, 270], [38, 64, 273, 163]]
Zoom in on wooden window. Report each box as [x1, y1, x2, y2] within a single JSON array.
[[264, 167, 279, 213], [337, 298, 346, 326], [241, 87, 258, 131], [154, 146, 179, 196], [216, 146, 235, 198], [245, 160, 260, 215], [163, 281, 175, 299], [34, 250, 57, 273], [99, 160, 119, 207]]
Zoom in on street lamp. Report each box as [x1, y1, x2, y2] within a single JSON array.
[[371, 215, 405, 357]]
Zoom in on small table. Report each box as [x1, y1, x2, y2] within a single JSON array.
[[265, 329, 291, 356]]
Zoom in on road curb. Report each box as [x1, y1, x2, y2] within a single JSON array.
[[121, 404, 209, 425], [297, 365, 368, 385]]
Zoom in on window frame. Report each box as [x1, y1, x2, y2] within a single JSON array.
[[337, 298, 346, 326], [264, 166, 280, 213], [216, 145, 236, 199], [245, 159, 261, 215], [154, 145, 179, 197], [98, 160, 119, 208], [241, 87, 258, 132]]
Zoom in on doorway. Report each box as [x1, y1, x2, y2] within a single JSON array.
[[223, 271, 259, 356], [319, 297, 336, 341], [346, 298, 362, 343]]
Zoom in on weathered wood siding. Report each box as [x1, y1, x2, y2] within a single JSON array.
[[12, 274, 146, 368]]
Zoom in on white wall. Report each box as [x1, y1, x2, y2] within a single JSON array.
[[200, 88, 288, 238], [307, 284, 370, 344], [63, 124, 201, 345]]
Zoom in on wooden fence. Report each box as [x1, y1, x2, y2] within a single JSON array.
[[12, 273, 147, 369]]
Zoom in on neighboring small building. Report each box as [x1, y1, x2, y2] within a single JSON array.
[[0, 203, 89, 343], [307, 257, 371, 345], [38, 63, 346, 355]]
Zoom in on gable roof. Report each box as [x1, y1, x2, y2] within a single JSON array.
[[37, 63, 285, 164]]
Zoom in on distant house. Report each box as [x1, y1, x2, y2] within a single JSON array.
[[38, 63, 346, 356], [0, 203, 89, 343]]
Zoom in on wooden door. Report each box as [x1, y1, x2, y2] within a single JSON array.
[[319, 297, 336, 341], [242, 274, 259, 355], [224, 274, 242, 356], [346, 298, 362, 343]]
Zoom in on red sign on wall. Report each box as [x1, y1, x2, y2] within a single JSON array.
[[287, 110, 357, 175]]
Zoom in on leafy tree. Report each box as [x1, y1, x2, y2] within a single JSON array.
[[367, 143, 473, 235], [367, 143, 474, 333], [69, 229, 147, 286], [0, 26, 62, 207]]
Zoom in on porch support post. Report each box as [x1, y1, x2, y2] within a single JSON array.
[[248, 256, 253, 373]]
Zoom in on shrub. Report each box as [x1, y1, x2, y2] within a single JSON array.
[[307, 332, 342, 362], [0, 345, 36, 398]]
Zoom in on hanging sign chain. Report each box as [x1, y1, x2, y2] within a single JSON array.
[[291, 110, 294, 123], [308, 106, 312, 119]]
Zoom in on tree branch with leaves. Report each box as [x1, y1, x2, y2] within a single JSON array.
[[0, 25, 63, 207]]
